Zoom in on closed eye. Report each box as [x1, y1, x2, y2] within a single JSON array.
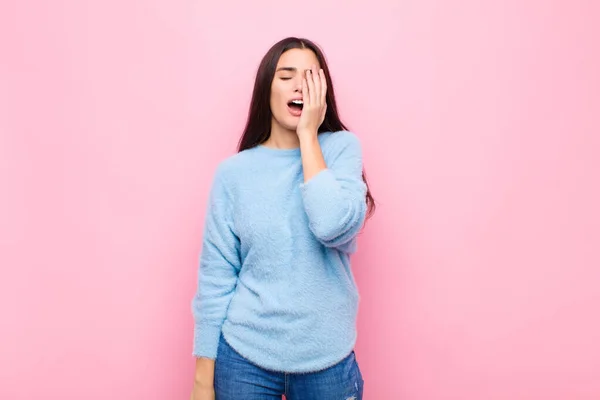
[[280, 77, 292, 80]]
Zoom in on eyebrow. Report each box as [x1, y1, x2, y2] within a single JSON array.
[[275, 67, 312, 73]]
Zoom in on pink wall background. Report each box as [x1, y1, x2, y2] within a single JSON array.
[[1, 0, 599, 398]]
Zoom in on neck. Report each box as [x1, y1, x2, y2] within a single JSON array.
[[264, 123, 300, 149]]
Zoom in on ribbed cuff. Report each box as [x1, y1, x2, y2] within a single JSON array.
[[192, 323, 222, 359]]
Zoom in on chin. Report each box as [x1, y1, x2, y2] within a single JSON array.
[[272, 114, 299, 133], [280, 120, 298, 132]]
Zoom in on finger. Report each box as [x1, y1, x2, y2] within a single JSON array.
[[311, 65, 320, 105], [306, 68, 316, 106], [302, 77, 309, 107], [321, 103, 327, 121], [311, 65, 321, 105], [319, 69, 327, 105]]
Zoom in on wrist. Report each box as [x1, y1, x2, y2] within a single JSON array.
[[298, 131, 318, 146], [194, 379, 213, 389], [194, 372, 214, 388], [297, 128, 317, 139]]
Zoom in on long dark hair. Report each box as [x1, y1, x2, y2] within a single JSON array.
[[237, 37, 375, 220]]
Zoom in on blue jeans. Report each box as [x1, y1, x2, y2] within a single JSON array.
[[214, 334, 364, 400]]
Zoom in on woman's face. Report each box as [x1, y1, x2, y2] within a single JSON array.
[[270, 48, 321, 133]]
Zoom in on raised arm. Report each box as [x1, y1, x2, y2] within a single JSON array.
[[299, 131, 367, 253]]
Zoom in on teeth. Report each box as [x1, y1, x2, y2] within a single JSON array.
[[291, 100, 303, 105]]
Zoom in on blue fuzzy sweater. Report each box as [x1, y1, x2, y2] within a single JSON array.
[[191, 130, 367, 373]]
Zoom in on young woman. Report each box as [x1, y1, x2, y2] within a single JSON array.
[[190, 37, 375, 400]]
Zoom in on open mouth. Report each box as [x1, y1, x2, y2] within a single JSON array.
[[287, 99, 304, 111]]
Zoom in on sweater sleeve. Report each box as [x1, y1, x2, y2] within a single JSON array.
[[191, 164, 241, 359], [299, 131, 368, 253]]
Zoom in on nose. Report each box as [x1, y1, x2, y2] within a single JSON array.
[[294, 77, 303, 93]]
